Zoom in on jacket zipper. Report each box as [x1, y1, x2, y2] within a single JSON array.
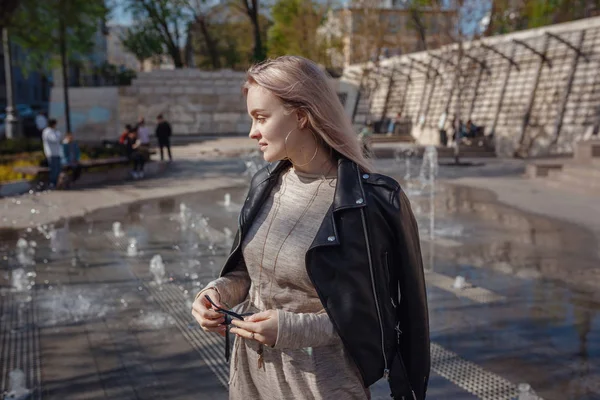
[[360, 208, 389, 379]]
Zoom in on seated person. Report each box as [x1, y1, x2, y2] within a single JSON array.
[[59, 132, 82, 188], [123, 130, 146, 179], [358, 121, 374, 157], [119, 124, 133, 145]]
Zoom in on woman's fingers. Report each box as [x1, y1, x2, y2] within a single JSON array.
[[192, 296, 223, 320], [230, 327, 264, 344], [192, 307, 225, 332]]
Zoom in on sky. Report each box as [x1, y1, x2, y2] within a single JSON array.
[[108, 2, 132, 26]]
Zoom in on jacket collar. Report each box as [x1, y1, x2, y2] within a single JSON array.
[[264, 157, 367, 212]]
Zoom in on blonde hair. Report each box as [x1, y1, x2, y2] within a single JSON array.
[[243, 56, 374, 173]]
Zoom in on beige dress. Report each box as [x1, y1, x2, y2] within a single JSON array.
[[204, 167, 369, 400]]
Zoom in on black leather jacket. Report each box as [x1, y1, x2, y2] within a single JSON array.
[[220, 158, 430, 399]]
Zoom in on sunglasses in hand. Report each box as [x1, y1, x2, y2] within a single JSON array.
[[205, 295, 254, 326]]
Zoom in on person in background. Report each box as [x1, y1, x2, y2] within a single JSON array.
[[387, 112, 402, 136], [35, 111, 48, 138], [358, 120, 374, 157], [42, 119, 63, 188], [155, 114, 173, 162], [123, 129, 145, 179], [136, 117, 151, 146], [119, 124, 133, 145], [60, 132, 82, 187], [136, 117, 151, 160]]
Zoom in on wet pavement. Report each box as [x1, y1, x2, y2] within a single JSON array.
[[1, 177, 599, 400]]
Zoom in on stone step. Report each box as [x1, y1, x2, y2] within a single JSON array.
[[544, 174, 600, 196], [561, 164, 600, 180], [549, 167, 600, 189]]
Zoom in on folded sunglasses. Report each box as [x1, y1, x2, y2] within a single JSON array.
[[205, 294, 254, 360]]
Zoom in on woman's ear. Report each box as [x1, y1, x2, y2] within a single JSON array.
[[297, 110, 308, 129]]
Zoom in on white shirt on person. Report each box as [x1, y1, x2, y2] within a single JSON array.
[[138, 126, 150, 144], [42, 127, 62, 158]]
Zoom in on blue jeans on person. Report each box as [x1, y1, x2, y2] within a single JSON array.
[[48, 156, 61, 187]]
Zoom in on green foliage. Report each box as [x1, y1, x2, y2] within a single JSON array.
[[120, 24, 164, 66], [485, 0, 600, 36], [8, 0, 109, 72], [267, 0, 341, 66], [124, 0, 187, 68], [95, 62, 138, 85], [191, 5, 269, 70], [0, 138, 43, 157]]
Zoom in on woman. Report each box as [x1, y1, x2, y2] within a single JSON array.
[[192, 56, 429, 400]]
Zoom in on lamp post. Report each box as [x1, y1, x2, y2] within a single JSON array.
[[2, 27, 20, 139]]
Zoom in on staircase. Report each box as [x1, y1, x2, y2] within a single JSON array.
[[528, 139, 600, 193]]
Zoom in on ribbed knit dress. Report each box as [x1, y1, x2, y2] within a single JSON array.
[[203, 167, 370, 400]]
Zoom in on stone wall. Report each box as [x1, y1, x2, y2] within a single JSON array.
[[341, 16, 600, 156], [118, 69, 250, 136], [49, 87, 120, 141]]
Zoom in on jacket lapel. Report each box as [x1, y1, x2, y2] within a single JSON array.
[[309, 158, 367, 251], [240, 158, 367, 253], [241, 159, 290, 229]]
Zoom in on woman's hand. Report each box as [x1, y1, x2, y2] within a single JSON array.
[[230, 310, 278, 347], [191, 288, 226, 337]]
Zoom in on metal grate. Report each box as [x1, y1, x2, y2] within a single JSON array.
[[0, 290, 42, 399], [431, 343, 519, 400], [145, 283, 230, 387], [426, 271, 506, 304]]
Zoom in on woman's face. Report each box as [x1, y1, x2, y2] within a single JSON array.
[[246, 84, 302, 163]]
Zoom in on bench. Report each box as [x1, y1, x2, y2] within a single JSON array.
[[525, 161, 564, 178], [13, 156, 134, 188]]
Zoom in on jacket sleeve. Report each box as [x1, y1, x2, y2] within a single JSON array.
[[199, 257, 250, 308], [392, 187, 430, 399], [273, 309, 339, 349]]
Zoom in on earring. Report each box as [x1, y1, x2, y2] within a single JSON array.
[[284, 127, 318, 167]]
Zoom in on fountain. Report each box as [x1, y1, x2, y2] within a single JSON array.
[[5, 369, 30, 400], [16, 238, 35, 266], [179, 203, 188, 221], [112, 221, 124, 238], [516, 383, 539, 400], [150, 254, 166, 285], [452, 276, 467, 290], [223, 227, 234, 248], [244, 150, 267, 178], [418, 146, 438, 271], [126, 238, 138, 257]]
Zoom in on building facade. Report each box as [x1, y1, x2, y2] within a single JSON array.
[[321, 1, 459, 67]]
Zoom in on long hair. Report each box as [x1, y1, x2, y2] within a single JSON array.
[[243, 56, 374, 173]]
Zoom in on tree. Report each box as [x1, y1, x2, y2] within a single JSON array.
[[230, 0, 266, 62], [9, 0, 109, 133], [0, 0, 20, 29], [484, 0, 600, 36], [188, 3, 269, 70], [120, 24, 164, 71], [125, 0, 186, 68], [184, 0, 221, 69], [267, 0, 337, 65]]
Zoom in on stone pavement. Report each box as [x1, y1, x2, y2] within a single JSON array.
[[2, 139, 600, 399]]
